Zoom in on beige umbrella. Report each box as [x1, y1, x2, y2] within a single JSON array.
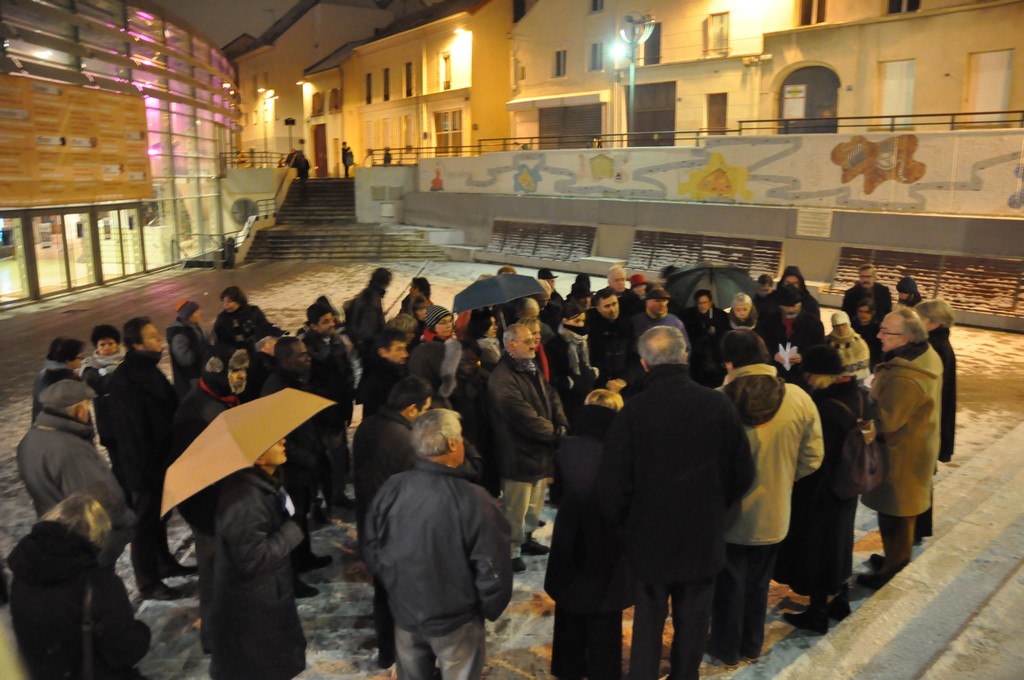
[[162, 388, 334, 517]]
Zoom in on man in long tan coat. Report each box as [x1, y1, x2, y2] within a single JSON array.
[[860, 307, 942, 589]]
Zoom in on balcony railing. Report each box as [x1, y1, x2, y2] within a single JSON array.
[[738, 110, 1024, 135]]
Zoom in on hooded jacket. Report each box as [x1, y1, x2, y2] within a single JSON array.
[[8, 522, 151, 680], [862, 343, 943, 516], [167, 318, 208, 400], [720, 363, 824, 545]]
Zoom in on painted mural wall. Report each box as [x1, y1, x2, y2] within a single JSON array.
[[418, 130, 1024, 218]]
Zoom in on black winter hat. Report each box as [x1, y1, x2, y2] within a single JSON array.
[[803, 344, 844, 376], [896, 276, 919, 294], [775, 285, 802, 307]]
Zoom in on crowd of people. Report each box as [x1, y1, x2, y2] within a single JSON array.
[[2, 261, 958, 680]]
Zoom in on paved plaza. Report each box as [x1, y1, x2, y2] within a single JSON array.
[[1, 260, 1023, 679]]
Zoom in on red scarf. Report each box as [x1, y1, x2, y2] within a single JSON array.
[[200, 378, 240, 408]]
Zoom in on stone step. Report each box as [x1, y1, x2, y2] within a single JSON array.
[[775, 419, 1024, 679]]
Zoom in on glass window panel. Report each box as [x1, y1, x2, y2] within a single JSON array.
[[148, 154, 173, 178], [120, 209, 144, 275], [80, 22, 129, 54], [129, 42, 167, 66], [171, 113, 197, 136], [198, 158, 218, 177], [96, 209, 125, 281], [128, 7, 164, 43], [199, 178, 219, 195], [132, 69, 167, 92], [0, 217, 30, 303], [6, 40, 77, 67], [173, 155, 196, 177], [197, 138, 217, 156], [63, 212, 96, 288], [33, 215, 69, 295], [83, 60, 130, 80], [170, 79, 193, 96], [143, 200, 176, 268], [165, 23, 190, 55], [77, 0, 123, 24], [193, 38, 211, 65]]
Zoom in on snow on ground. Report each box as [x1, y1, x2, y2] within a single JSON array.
[[1, 260, 1023, 679]]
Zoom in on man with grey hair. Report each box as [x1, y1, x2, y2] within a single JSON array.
[[608, 264, 643, 319], [364, 409, 513, 680], [597, 326, 754, 680], [16, 379, 134, 567], [858, 307, 942, 589], [488, 323, 568, 573]]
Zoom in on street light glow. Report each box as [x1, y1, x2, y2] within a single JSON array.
[[611, 42, 627, 60]]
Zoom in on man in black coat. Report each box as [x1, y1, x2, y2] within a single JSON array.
[[841, 263, 892, 321], [681, 289, 731, 388], [240, 334, 279, 403], [169, 347, 249, 652], [364, 409, 513, 680], [488, 323, 568, 574], [348, 267, 392, 351], [357, 328, 410, 418], [352, 375, 432, 670], [300, 301, 357, 509], [108, 316, 191, 601], [597, 326, 754, 680], [587, 288, 631, 391], [261, 336, 331, 596], [756, 285, 826, 390]]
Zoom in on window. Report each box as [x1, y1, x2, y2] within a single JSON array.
[[441, 52, 452, 90], [965, 50, 1014, 123], [405, 62, 413, 97], [644, 22, 662, 65], [365, 73, 372, 104], [879, 59, 915, 126], [589, 42, 604, 72], [383, 68, 390, 101], [707, 93, 727, 134], [311, 91, 324, 117], [591, 0, 603, 11], [435, 110, 462, 156], [705, 13, 729, 58], [329, 87, 342, 113], [800, 0, 826, 26], [888, 0, 920, 14], [554, 49, 567, 77]]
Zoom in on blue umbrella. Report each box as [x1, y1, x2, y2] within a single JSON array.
[[452, 274, 546, 314]]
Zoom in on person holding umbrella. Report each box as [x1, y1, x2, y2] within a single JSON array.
[[161, 387, 333, 680], [209, 438, 306, 680]]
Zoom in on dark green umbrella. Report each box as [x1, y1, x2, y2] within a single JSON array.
[[664, 261, 758, 310]]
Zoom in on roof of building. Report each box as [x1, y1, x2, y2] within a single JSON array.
[[303, 0, 487, 75]]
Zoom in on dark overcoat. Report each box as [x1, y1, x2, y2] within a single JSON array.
[[928, 326, 957, 462], [487, 353, 568, 482], [756, 309, 826, 388], [597, 364, 754, 584], [8, 522, 150, 680], [774, 379, 873, 595], [108, 350, 178, 493], [209, 467, 305, 680], [545, 406, 632, 613]]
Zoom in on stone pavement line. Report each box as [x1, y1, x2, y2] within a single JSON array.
[[774, 420, 1024, 680]]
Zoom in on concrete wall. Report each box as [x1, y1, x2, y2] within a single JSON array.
[[356, 166, 418, 224]]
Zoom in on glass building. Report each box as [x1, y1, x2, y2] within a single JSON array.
[[0, 0, 240, 305]]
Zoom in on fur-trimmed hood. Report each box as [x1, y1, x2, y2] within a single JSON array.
[[722, 363, 786, 427]]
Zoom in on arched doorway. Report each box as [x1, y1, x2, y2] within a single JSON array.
[[778, 66, 840, 133]]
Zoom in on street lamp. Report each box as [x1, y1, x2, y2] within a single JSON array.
[[619, 13, 655, 145]]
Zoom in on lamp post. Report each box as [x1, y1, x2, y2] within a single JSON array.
[[619, 13, 655, 145]]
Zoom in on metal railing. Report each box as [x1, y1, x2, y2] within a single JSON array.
[[478, 130, 727, 152], [220, 151, 286, 171], [171, 231, 242, 263], [738, 110, 1024, 135], [363, 146, 484, 165]]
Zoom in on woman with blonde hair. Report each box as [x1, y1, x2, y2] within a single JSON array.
[[546, 388, 632, 680], [8, 492, 151, 679]]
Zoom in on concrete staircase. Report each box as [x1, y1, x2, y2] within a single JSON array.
[[276, 177, 355, 224], [247, 177, 446, 262], [245, 224, 446, 261]]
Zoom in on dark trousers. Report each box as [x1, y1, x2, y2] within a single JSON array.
[[373, 576, 396, 665], [708, 543, 779, 665], [915, 485, 934, 542], [324, 428, 350, 506], [878, 512, 915, 573], [195, 530, 216, 653], [130, 491, 177, 593], [629, 577, 715, 680], [286, 483, 315, 564], [551, 604, 622, 680]]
